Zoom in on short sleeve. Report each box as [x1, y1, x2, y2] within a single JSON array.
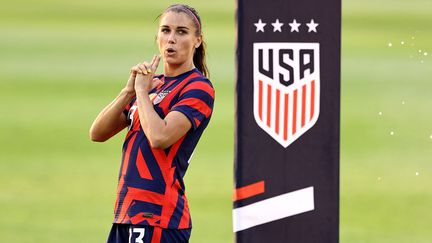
[[171, 80, 215, 131]]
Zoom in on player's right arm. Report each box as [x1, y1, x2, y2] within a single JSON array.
[[90, 63, 163, 142], [89, 64, 143, 142], [89, 88, 134, 142]]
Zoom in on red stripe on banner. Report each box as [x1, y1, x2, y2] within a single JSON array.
[[311, 80, 315, 121], [284, 93, 289, 141], [233, 181, 265, 201], [275, 89, 280, 134], [301, 84, 306, 128], [293, 89, 298, 134], [267, 84, 272, 127], [259, 80, 263, 121]]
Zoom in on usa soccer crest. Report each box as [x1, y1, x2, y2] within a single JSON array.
[[253, 43, 320, 148]]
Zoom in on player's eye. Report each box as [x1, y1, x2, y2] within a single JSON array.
[[161, 28, 170, 33], [177, 29, 187, 35]]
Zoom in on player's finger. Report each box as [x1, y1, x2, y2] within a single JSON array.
[[138, 63, 148, 75], [131, 66, 142, 74], [131, 64, 143, 74], [151, 55, 161, 72], [142, 62, 152, 74], [150, 55, 157, 68]]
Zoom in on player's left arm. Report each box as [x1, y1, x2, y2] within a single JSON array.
[[136, 95, 192, 149], [134, 55, 192, 149]]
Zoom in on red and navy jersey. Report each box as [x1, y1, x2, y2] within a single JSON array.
[[113, 68, 215, 229]]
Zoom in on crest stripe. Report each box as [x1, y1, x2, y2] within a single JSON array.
[[275, 89, 280, 134], [301, 84, 307, 128], [259, 80, 263, 121], [292, 89, 298, 135], [266, 84, 272, 127], [283, 93, 289, 141], [310, 80, 315, 121]]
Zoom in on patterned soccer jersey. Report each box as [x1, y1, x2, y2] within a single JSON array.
[[113, 68, 215, 229]]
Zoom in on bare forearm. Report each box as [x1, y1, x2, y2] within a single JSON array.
[[136, 89, 167, 147], [90, 89, 134, 142]]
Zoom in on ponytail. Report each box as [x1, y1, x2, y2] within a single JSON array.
[[193, 40, 209, 77]]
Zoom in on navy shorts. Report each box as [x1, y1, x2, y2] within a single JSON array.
[[107, 224, 191, 243]]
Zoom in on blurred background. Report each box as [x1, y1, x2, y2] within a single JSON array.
[[0, 0, 431, 242]]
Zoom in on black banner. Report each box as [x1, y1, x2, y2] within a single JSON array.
[[234, 0, 341, 242]]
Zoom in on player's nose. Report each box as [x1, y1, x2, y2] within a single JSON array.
[[168, 32, 176, 44]]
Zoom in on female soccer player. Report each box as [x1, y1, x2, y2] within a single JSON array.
[[89, 4, 215, 243]]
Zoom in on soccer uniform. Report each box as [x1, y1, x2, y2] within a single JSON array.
[[108, 68, 215, 243]]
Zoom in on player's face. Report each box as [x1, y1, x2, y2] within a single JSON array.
[[157, 11, 201, 68]]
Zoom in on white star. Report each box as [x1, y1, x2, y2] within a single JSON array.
[[254, 19, 266, 32], [289, 19, 301, 32], [271, 19, 284, 32], [306, 19, 319, 33]]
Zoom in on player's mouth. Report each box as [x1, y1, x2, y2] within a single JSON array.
[[165, 48, 176, 56]]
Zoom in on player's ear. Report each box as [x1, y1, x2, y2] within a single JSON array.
[[195, 35, 202, 49]]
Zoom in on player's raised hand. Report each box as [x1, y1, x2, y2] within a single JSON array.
[[124, 63, 142, 94], [135, 55, 162, 92], [126, 62, 150, 93]]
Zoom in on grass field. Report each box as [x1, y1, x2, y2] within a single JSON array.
[[1, 0, 431, 242]]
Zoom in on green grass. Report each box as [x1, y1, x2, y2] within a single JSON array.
[[0, 0, 431, 242], [340, 1, 432, 242]]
